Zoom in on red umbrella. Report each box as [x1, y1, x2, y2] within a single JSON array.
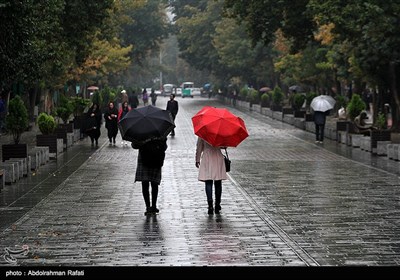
[[87, 86, 99, 91], [191, 106, 249, 147], [259, 87, 271, 92]]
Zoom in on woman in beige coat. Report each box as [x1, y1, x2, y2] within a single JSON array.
[[195, 137, 227, 215]]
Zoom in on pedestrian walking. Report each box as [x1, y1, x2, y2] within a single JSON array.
[[133, 138, 168, 215], [129, 90, 139, 109], [104, 101, 119, 146], [166, 94, 178, 136], [195, 137, 227, 215], [313, 110, 328, 143], [118, 101, 131, 146], [150, 89, 157, 106], [142, 88, 149, 106], [85, 103, 102, 148]]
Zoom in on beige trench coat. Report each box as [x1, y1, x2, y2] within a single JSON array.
[[195, 138, 227, 181]]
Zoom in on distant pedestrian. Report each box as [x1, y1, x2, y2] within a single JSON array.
[[166, 94, 179, 136], [142, 88, 149, 106], [118, 101, 131, 145], [195, 137, 227, 215], [121, 90, 128, 107], [150, 89, 157, 106], [85, 103, 102, 148], [133, 138, 168, 215], [313, 110, 328, 143], [129, 91, 139, 109], [104, 101, 119, 146]]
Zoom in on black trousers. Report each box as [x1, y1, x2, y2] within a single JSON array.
[[315, 123, 325, 141]]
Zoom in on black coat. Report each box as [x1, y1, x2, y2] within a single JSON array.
[[166, 100, 179, 117], [313, 111, 327, 125]]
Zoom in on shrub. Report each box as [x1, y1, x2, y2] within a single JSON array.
[[70, 97, 90, 117], [292, 93, 306, 111], [239, 87, 248, 101], [261, 93, 270, 107], [375, 112, 386, 130], [248, 88, 260, 104], [56, 94, 74, 124], [306, 92, 318, 107], [346, 94, 366, 121], [37, 112, 56, 135], [336, 95, 348, 110], [5, 95, 29, 144], [272, 86, 284, 106]]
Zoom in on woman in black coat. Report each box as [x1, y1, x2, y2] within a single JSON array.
[[133, 138, 168, 215], [85, 103, 102, 148], [104, 102, 119, 145]]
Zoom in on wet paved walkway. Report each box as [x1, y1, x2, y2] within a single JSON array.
[[1, 97, 400, 267]]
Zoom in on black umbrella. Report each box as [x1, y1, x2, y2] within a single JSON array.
[[118, 105, 175, 144]]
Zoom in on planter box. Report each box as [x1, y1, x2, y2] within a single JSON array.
[[282, 107, 293, 115], [36, 134, 63, 158], [391, 133, 400, 144], [59, 122, 74, 133], [370, 130, 391, 154], [294, 110, 306, 118], [55, 127, 68, 149], [271, 105, 282, 112], [305, 113, 313, 122], [2, 144, 28, 162]]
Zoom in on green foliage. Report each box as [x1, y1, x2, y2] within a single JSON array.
[[37, 112, 56, 135], [306, 92, 318, 106], [346, 94, 366, 121], [248, 88, 259, 104], [91, 91, 103, 109], [375, 112, 386, 130], [5, 95, 29, 144], [336, 95, 348, 109], [70, 97, 90, 117], [292, 93, 306, 111], [271, 86, 284, 106], [239, 87, 248, 101], [261, 93, 270, 107], [223, 0, 315, 52], [56, 94, 74, 124], [100, 87, 116, 109]]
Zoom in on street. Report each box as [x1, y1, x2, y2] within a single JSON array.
[[1, 96, 400, 267]]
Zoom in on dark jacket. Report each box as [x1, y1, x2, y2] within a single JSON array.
[[139, 139, 168, 168], [313, 111, 327, 125], [166, 100, 179, 116]]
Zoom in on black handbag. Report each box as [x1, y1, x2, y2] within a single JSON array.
[[224, 148, 231, 172]]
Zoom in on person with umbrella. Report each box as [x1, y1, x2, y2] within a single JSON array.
[[118, 105, 175, 215], [192, 106, 249, 215], [134, 138, 168, 215], [310, 95, 335, 144], [313, 110, 329, 143], [195, 138, 227, 215]]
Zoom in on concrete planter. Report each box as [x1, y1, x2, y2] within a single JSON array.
[[2, 144, 28, 162]]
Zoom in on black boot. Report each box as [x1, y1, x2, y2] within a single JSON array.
[[215, 184, 222, 214], [215, 200, 221, 214], [207, 200, 214, 215]]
